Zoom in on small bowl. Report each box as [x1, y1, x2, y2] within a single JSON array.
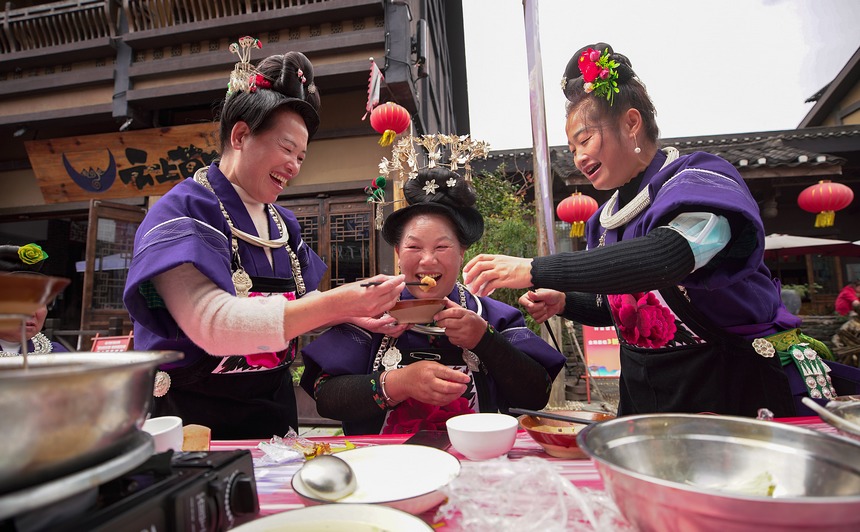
[[141, 416, 183, 453], [446, 413, 517, 460], [388, 299, 446, 324], [518, 409, 616, 459]]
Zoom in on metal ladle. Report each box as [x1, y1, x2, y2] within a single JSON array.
[[801, 396, 860, 436], [297, 454, 357, 501]]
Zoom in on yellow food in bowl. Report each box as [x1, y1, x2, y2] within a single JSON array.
[[530, 424, 584, 435]]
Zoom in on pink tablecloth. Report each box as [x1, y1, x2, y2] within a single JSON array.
[[210, 417, 837, 528]]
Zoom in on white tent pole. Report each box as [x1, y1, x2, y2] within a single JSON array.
[[522, 0, 556, 256]]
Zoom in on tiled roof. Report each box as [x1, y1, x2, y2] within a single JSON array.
[[475, 125, 859, 179]]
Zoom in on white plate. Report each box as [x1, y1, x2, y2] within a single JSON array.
[[292, 444, 461, 515], [232, 504, 432, 531], [411, 324, 446, 335]]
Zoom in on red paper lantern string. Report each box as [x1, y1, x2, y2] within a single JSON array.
[[370, 102, 411, 146], [797, 180, 854, 228], [556, 192, 599, 238]]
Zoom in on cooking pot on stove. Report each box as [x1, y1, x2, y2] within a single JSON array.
[[0, 350, 182, 494]]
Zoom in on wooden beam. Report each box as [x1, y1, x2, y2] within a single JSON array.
[[739, 165, 843, 179], [0, 66, 115, 97], [127, 29, 385, 80], [121, 0, 383, 49]]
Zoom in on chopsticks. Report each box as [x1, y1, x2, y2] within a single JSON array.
[[360, 281, 428, 287], [508, 407, 597, 425]]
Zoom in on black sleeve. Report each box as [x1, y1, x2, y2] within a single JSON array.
[[560, 291, 614, 326], [531, 227, 695, 294], [312, 372, 387, 424], [471, 328, 553, 410]]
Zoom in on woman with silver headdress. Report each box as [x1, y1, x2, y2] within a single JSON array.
[[300, 167, 566, 435]]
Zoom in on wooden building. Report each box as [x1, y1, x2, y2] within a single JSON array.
[[0, 0, 468, 336]]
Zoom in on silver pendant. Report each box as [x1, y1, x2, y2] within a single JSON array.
[[153, 371, 171, 397], [462, 349, 481, 372], [232, 268, 253, 297], [382, 346, 402, 371]]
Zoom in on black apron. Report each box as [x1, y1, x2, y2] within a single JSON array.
[[616, 286, 796, 418]]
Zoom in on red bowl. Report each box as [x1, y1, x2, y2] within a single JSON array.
[[518, 410, 616, 459]]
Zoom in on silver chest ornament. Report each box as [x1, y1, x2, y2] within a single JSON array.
[[381, 345, 402, 371]]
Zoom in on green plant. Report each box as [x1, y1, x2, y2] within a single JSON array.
[[466, 166, 540, 333], [782, 283, 823, 301], [290, 364, 305, 386]]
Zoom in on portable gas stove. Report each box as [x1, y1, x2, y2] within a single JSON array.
[[0, 435, 259, 532]]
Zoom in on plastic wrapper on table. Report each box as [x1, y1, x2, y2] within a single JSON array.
[[435, 455, 633, 531]]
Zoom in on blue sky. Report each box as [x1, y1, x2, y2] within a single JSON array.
[[462, 0, 860, 150]]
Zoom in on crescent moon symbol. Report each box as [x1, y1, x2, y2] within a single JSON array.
[[62, 150, 117, 192]]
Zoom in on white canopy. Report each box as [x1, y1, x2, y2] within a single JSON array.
[[764, 233, 850, 250]]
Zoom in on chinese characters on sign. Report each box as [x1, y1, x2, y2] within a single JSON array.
[[581, 325, 621, 377], [25, 123, 220, 204]]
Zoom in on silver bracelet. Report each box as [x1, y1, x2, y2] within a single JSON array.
[[379, 370, 402, 408]]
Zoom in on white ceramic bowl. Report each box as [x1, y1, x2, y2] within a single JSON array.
[[446, 413, 518, 460], [141, 416, 183, 453]]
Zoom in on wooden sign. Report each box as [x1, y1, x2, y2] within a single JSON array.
[[25, 123, 220, 204]]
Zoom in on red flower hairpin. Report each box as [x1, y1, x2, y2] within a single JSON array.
[[578, 47, 620, 105], [248, 73, 272, 92]]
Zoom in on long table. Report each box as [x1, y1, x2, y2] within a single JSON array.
[[210, 417, 838, 529]]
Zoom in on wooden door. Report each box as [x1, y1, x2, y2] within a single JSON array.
[[80, 200, 146, 342], [280, 194, 376, 290]]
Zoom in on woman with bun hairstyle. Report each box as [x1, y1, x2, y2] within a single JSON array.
[[124, 41, 404, 439], [299, 167, 566, 435], [0, 243, 69, 357], [464, 43, 860, 417]]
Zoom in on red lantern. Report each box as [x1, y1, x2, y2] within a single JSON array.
[[556, 192, 599, 238], [797, 180, 853, 228], [370, 102, 411, 146]]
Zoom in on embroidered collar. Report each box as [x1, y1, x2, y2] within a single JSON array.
[[599, 147, 680, 231], [0, 332, 53, 357], [193, 165, 306, 297]]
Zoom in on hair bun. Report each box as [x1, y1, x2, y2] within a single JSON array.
[[381, 168, 484, 247], [252, 51, 321, 138], [562, 42, 635, 86], [403, 168, 476, 209]]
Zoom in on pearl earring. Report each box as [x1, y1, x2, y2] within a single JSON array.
[[633, 136, 641, 154], [634, 147, 641, 154]]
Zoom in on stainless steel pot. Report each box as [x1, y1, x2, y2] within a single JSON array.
[[0, 351, 182, 493], [577, 413, 860, 531]]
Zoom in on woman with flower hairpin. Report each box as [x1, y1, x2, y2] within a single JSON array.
[[464, 43, 860, 418], [123, 42, 404, 439], [0, 243, 69, 357], [299, 167, 566, 435]]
